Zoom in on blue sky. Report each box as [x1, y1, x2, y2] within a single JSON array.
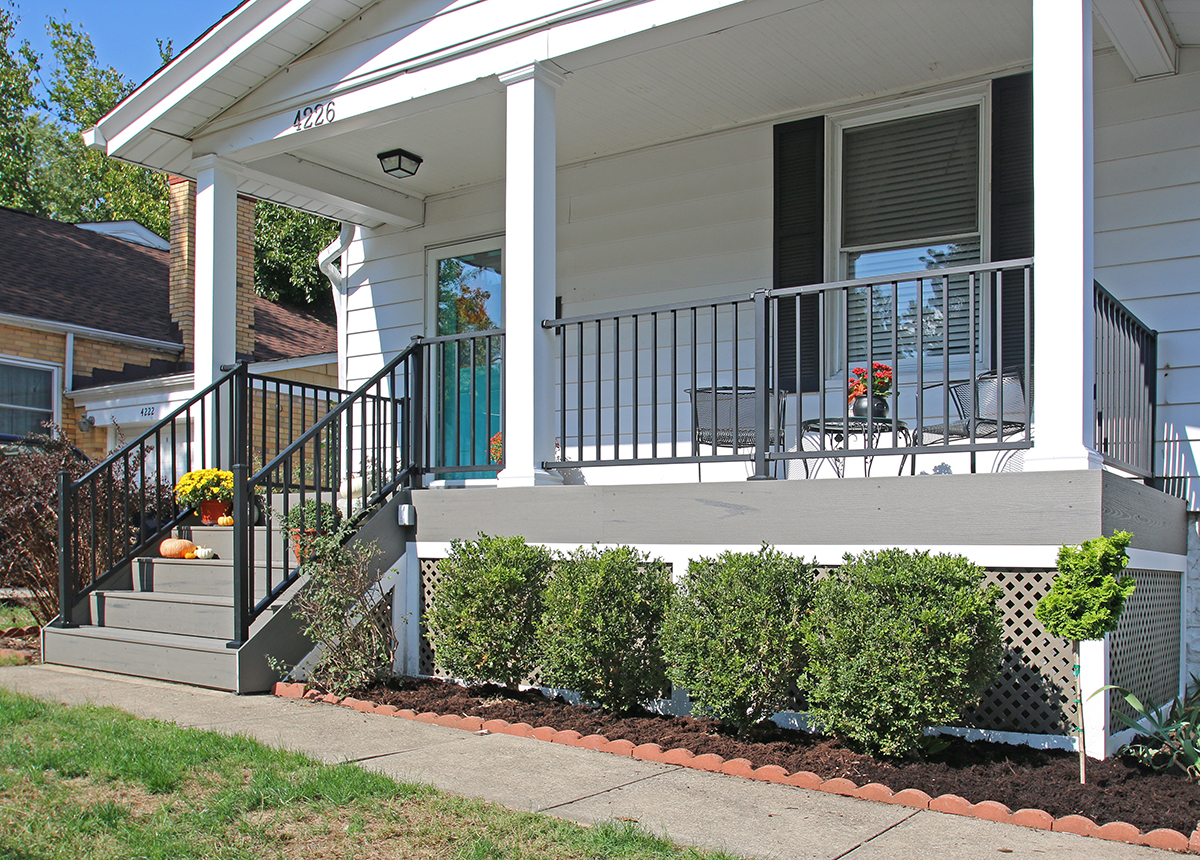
[[13, 0, 234, 87]]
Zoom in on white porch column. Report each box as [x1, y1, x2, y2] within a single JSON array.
[[192, 155, 240, 466], [497, 62, 564, 487], [1025, 0, 1103, 471]]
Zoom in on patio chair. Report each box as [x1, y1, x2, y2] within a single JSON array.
[[917, 368, 1028, 471], [688, 386, 786, 480]]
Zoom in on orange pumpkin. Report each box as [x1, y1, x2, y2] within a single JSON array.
[[159, 538, 197, 559], [217, 515, 234, 527]]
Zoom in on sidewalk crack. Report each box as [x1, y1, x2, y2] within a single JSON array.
[[831, 809, 921, 859], [537, 766, 683, 813]]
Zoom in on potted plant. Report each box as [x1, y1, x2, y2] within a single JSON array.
[[281, 499, 343, 562], [175, 469, 235, 524], [848, 362, 893, 418]]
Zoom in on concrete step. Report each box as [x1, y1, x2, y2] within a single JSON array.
[[41, 625, 239, 691], [90, 590, 234, 639], [174, 525, 288, 563], [134, 558, 275, 601]]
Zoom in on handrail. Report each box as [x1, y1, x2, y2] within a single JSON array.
[[249, 337, 424, 486], [70, 366, 240, 488], [1094, 281, 1157, 479], [546, 258, 1035, 328], [57, 365, 245, 627]]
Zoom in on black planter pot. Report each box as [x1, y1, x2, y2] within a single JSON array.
[[850, 394, 889, 419]]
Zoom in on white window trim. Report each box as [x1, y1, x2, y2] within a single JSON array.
[[822, 84, 993, 380], [424, 235, 506, 336], [0, 352, 61, 432]]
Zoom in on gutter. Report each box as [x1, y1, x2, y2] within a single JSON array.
[[319, 222, 355, 389], [0, 312, 185, 355]]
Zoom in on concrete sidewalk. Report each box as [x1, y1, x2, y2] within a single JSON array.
[[0, 664, 1168, 860]]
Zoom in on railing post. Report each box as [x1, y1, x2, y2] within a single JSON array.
[[750, 289, 774, 481], [410, 336, 425, 476], [229, 461, 249, 647], [229, 363, 250, 647], [57, 470, 74, 628]]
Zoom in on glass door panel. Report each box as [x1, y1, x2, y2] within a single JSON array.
[[433, 247, 503, 477]]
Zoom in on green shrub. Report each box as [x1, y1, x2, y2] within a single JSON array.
[[662, 546, 815, 734], [281, 533, 395, 697], [424, 534, 553, 687], [538, 546, 673, 712], [1035, 531, 1135, 641], [801, 549, 1002, 757]]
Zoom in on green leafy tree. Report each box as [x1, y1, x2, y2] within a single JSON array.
[[0, 4, 43, 214], [255, 201, 340, 316]]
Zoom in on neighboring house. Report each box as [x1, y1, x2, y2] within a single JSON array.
[[43, 0, 1199, 759], [0, 191, 337, 462]]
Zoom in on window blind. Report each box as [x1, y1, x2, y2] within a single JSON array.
[[842, 106, 979, 248]]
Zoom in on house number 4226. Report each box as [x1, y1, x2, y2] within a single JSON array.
[[292, 101, 335, 131]]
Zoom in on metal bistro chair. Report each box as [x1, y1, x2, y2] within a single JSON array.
[[918, 368, 1028, 472], [687, 386, 786, 480]]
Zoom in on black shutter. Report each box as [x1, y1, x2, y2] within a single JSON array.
[[774, 116, 825, 393], [991, 73, 1033, 372]]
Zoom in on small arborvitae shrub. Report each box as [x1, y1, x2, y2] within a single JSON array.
[[662, 546, 816, 734], [538, 546, 673, 712], [801, 549, 1003, 757], [424, 534, 553, 687], [1035, 531, 1135, 641]]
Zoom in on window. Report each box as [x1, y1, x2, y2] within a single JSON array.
[[774, 75, 1032, 390], [0, 357, 57, 437], [835, 101, 985, 366]]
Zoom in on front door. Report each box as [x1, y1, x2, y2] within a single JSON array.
[[429, 242, 503, 477]]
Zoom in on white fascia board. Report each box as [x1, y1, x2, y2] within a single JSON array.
[[241, 154, 424, 227], [1093, 0, 1178, 79], [190, 0, 780, 163], [101, 0, 329, 158], [247, 351, 338, 374], [0, 312, 185, 354]]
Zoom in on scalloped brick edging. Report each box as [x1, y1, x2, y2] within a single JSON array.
[[272, 682, 1198, 854], [0, 626, 39, 639]]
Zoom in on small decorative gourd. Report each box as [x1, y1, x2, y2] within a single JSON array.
[[193, 546, 216, 560], [159, 538, 197, 559], [217, 515, 234, 527]]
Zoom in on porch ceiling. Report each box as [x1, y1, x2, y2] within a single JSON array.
[[276, 0, 1037, 211]]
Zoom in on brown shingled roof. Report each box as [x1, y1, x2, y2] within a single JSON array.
[[0, 206, 336, 364], [0, 206, 177, 343], [252, 296, 337, 362]]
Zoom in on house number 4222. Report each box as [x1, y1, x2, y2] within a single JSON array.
[[293, 101, 335, 131]]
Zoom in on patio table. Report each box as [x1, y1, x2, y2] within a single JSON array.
[[798, 417, 912, 478]]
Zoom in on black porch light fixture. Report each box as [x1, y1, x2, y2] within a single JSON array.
[[377, 147, 423, 178]]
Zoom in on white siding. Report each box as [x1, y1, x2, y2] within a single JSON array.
[[1094, 47, 1200, 507]]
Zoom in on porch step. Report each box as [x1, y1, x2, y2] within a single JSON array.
[[175, 525, 287, 563], [90, 590, 234, 639], [134, 558, 275, 601], [41, 625, 238, 691]]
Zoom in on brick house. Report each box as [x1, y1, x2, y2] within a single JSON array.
[[0, 182, 336, 462]]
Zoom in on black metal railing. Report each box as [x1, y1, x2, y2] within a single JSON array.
[[1094, 282, 1157, 478], [231, 329, 503, 643], [56, 365, 359, 628], [545, 260, 1034, 478]]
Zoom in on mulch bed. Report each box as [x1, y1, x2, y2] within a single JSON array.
[[349, 675, 1200, 837]]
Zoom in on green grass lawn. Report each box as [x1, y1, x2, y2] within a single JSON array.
[[0, 602, 35, 630], [0, 688, 735, 860]]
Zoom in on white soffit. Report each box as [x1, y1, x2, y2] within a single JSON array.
[[1093, 0, 1179, 79], [1161, 0, 1200, 46]]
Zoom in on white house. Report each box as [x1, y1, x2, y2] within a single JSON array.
[[43, 0, 1199, 758]]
